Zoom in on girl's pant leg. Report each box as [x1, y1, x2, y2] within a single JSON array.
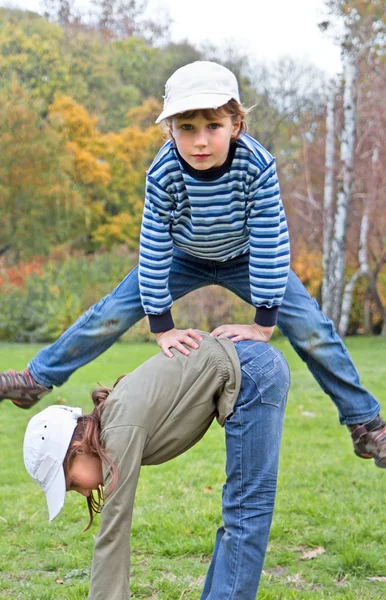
[[217, 257, 380, 426], [201, 341, 289, 600], [277, 270, 380, 425], [28, 254, 212, 388]]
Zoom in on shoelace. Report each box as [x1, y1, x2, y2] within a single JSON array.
[[1, 369, 35, 390]]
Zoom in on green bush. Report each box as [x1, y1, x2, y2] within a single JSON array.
[[0, 250, 284, 343], [0, 252, 135, 342]]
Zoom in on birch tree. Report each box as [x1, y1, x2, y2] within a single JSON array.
[[321, 0, 386, 330], [322, 79, 337, 316], [328, 49, 358, 326], [339, 203, 369, 335]]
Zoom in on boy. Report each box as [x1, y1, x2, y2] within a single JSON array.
[[2, 61, 386, 466]]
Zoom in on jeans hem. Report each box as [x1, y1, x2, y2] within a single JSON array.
[[28, 362, 56, 389], [340, 406, 380, 426]]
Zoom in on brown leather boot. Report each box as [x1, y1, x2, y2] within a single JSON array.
[[0, 369, 51, 409], [349, 415, 386, 468]]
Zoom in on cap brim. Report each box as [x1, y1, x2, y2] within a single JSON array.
[[45, 465, 66, 522], [155, 93, 236, 124]]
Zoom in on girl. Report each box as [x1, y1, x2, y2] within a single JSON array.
[[24, 333, 290, 599]]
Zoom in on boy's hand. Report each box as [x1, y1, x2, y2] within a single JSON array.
[[155, 328, 203, 358], [210, 323, 274, 343]]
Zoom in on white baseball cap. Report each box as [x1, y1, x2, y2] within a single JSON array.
[[155, 61, 241, 124], [23, 405, 82, 522]]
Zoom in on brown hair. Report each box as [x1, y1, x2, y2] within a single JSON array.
[[162, 98, 249, 139], [63, 375, 126, 530]]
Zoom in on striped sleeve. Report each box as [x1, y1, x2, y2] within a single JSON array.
[[138, 176, 175, 333], [247, 160, 290, 326]]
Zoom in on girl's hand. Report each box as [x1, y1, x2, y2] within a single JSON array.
[[210, 323, 275, 343], [155, 328, 203, 358]]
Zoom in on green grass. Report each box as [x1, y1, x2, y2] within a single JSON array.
[[1, 337, 386, 599]]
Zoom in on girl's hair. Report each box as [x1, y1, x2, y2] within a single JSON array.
[[63, 374, 126, 530], [162, 98, 249, 138]]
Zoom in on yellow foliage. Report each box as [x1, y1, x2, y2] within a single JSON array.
[[126, 98, 162, 130], [49, 96, 101, 148], [291, 249, 323, 298], [49, 96, 111, 194], [66, 142, 110, 186], [92, 212, 140, 250], [47, 95, 164, 250]]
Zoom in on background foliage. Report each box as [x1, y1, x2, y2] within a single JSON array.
[[0, 1, 385, 340]]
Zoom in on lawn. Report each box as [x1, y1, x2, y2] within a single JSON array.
[[1, 336, 386, 599]]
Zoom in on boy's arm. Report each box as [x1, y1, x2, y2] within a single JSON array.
[[247, 159, 290, 326], [211, 160, 289, 344], [88, 426, 147, 600], [139, 176, 175, 332], [211, 323, 275, 343], [139, 177, 201, 356], [155, 328, 202, 358]]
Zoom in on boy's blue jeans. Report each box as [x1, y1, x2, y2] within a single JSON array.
[[29, 249, 380, 425], [201, 340, 289, 599]]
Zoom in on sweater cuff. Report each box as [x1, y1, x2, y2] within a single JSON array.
[[254, 306, 279, 327], [148, 310, 175, 334]]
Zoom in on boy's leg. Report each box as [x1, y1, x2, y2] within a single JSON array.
[[28, 267, 145, 388], [277, 270, 386, 467], [201, 341, 289, 600], [217, 258, 386, 466], [0, 252, 214, 405], [217, 256, 381, 424], [278, 270, 380, 425]]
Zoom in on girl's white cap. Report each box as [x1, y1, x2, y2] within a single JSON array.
[[23, 405, 82, 522], [155, 61, 240, 124]]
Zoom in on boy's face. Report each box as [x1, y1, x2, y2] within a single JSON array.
[[170, 112, 241, 170]]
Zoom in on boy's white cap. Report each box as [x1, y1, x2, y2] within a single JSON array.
[[155, 61, 240, 124], [23, 405, 82, 522]]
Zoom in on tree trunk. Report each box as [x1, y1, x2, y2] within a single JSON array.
[[363, 295, 372, 335], [329, 50, 358, 326], [322, 79, 337, 317], [339, 207, 369, 336]]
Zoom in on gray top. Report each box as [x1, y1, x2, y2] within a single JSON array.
[[88, 333, 240, 600]]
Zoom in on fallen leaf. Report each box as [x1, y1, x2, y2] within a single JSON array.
[[287, 573, 304, 583], [301, 546, 326, 560], [55, 578, 64, 584], [202, 486, 213, 493], [335, 575, 348, 586], [367, 577, 386, 582]]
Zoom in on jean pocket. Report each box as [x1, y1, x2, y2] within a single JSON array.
[[241, 348, 289, 407]]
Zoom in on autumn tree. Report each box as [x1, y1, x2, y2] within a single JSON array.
[[92, 98, 163, 249], [0, 82, 82, 263], [48, 95, 163, 251], [48, 95, 111, 247], [0, 9, 70, 107]]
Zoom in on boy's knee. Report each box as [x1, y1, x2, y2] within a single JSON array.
[[81, 296, 125, 334]]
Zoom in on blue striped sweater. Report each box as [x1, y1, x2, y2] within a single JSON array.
[[139, 133, 290, 333]]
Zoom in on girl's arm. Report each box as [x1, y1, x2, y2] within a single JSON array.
[[88, 426, 148, 600]]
